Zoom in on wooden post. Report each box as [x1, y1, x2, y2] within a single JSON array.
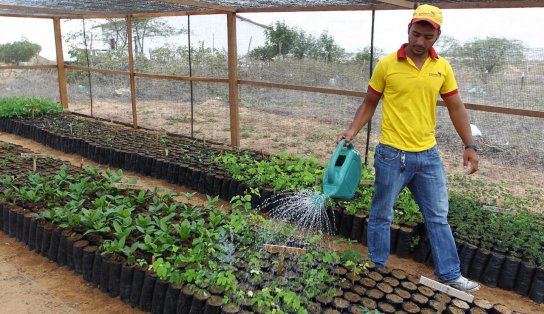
[[21, 153, 48, 171], [26, 104, 38, 119], [127, 15, 138, 129], [53, 17, 68, 109], [262, 244, 306, 276], [227, 12, 240, 147]]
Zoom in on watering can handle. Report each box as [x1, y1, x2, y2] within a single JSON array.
[[326, 139, 352, 184]]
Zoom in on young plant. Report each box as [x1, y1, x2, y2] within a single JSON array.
[[335, 238, 368, 285]]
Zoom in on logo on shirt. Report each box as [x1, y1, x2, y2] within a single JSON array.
[[429, 72, 442, 78]]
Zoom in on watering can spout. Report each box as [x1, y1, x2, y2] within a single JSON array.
[[322, 139, 361, 200]]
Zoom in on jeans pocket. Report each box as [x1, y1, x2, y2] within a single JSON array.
[[428, 146, 440, 158], [377, 144, 400, 161]]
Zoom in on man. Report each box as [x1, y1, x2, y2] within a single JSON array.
[[338, 4, 480, 292]]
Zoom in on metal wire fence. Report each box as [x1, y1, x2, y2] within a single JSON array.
[[1, 10, 543, 207]]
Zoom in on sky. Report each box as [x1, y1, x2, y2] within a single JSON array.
[[0, 7, 543, 61]]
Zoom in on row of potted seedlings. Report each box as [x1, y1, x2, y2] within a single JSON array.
[[0, 102, 543, 303], [448, 194, 544, 303], [0, 114, 266, 204], [0, 142, 334, 313], [210, 146, 544, 304], [0, 141, 513, 313]]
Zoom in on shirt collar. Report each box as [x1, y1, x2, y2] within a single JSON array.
[[397, 43, 439, 60]]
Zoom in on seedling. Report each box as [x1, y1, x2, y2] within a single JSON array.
[[155, 129, 167, 144]]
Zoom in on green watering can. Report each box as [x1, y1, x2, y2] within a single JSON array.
[[322, 139, 362, 200]]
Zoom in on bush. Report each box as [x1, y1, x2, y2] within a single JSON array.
[[0, 40, 41, 65]]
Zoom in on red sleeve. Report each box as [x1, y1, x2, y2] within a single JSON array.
[[368, 85, 382, 96], [441, 89, 459, 98]]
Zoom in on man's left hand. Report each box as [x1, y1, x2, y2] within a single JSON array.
[[463, 149, 479, 174]]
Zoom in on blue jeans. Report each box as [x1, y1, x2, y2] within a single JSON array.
[[367, 143, 460, 282]]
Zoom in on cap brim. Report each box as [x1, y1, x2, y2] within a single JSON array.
[[411, 18, 440, 29]]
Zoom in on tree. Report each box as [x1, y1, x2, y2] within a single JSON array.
[[265, 21, 300, 58], [456, 37, 525, 83], [310, 31, 345, 63], [0, 39, 41, 65], [96, 19, 128, 49], [249, 45, 277, 61], [354, 46, 384, 64], [291, 31, 315, 59], [250, 21, 345, 62], [96, 18, 185, 55], [433, 35, 461, 57]]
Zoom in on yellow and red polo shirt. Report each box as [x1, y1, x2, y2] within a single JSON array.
[[368, 43, 458, 152]]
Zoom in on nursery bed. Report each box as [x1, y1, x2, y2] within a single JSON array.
[[0, 132, 542, 313]]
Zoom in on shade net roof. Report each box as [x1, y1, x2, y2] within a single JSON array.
[[1, 0, 543, 18]]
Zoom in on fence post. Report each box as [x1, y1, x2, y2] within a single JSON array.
[[53, 17, 68, 109], [127, 15, 138, 129], [227, 12, 240, 147]]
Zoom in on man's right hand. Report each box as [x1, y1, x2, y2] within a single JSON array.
[[337, 130, 356, 146]]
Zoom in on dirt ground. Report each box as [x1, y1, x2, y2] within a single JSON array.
[[0, 132, 543, 313]]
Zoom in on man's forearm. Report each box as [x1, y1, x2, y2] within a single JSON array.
[[448, 105, 475, 145], [349, 104, 374, 136], [348, 93, 380, 137], [444, 94, 475, 145]]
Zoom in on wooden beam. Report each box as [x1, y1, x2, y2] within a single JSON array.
[[237, 15, 270, 29], [53, 18, 68, 109], [127, 15, 138, 129], [0, 4, 108, 17], [376, 0, 415, 9], [236, 1, 544, 13], [0, 65, 56, 70], [435, 0, 544, 9], [0, 12, 79, 19], [227, 12, 240, 147], [131, 9, 224, 18], [135, 72, 228, 83], [437, 100, 544, 119], [0, 9, 224, 19], [151, 0, 235, 12], [71, 13, 134, 19], [64, 64, 230, 83], [0, 12, 134, 19], [49, 9, 221, 19], [2, 1, 542, 20], [236, 4, 405, 13], [238, 80, 366, 98], [65, 65, 130, 76]]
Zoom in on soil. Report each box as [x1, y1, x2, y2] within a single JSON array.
[[0, 131, 542, 314]]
